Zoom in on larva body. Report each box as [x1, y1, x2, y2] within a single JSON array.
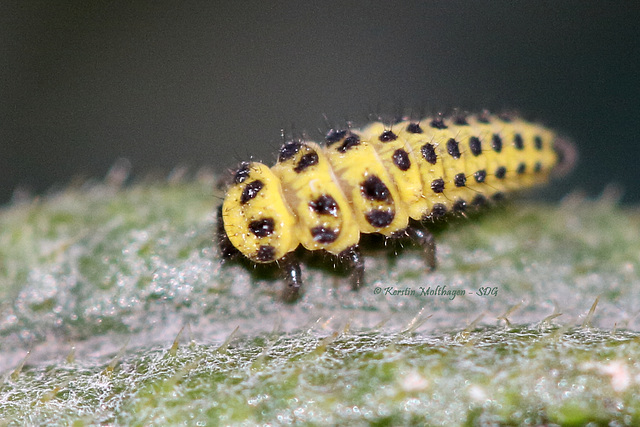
[[219, 113, 570, 301]]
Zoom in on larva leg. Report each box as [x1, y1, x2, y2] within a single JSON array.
[[280, 254, 303, 302], [340, 246, 364, 290], [406, 226, 437, 271]]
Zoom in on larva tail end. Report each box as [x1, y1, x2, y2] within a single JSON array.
[[552, 136, 578, 178]]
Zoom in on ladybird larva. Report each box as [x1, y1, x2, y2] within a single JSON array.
[[218, 112, 575, 301]]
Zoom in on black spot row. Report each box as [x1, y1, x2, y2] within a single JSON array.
[[278, 141, 302, 162], [392, 149, 411, 171], [293, 152, 319, 173], [379, 130, 397, 142], [309, 194, 339, 216], [240, 180, 264, 204], [365, 209, 395, 227], [311, 226, 339, 243], [256, 245, 276, 262], [249, 218, 275, 237], [361, 176, 391, 202]]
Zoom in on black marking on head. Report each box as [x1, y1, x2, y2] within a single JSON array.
[[311, 226, 338, 243], [534, 136, 543, 151], [361, 176, 391, 201], [469, 137, 482, 156], [234, 162, 251, 184], [495, 166, 507, 179], [534, 162, 542, 173], [454, 173, 467, 187], [240, 180, 264, 204], [406, 122, 423, 134], [294, 151, 319, 173], [337, 135, 361, 153], [474, 169, 487, 183], [492, 192, 505, 202], [516, 162, 526, 174], [471, 194, 487, 207], [514, 134, 524, 150], [431, 203, 447, 219], [453, 199, 467, 213], [248, 218, 275, 237], [431, 178, 445, 193], [255, 245, 276, 262], [447, 139, 461, 159], [365, 209, 395, 228], [392, 149, 411, 171], [278, 141, 302, 162], [491, 134, 503, 153], [421, 143, 437, 164], [309, 194, 339, 216], [325, 129, 347, 145], [430, 117, 448, 129], [379, 130, 397, 142]]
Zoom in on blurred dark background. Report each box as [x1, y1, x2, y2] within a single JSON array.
[[2, 1, 639, 206]]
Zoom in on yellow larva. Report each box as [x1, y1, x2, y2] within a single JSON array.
[[219, 112, 573, 301]]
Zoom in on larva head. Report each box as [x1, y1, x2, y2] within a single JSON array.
[[221, 161, 299, 263]]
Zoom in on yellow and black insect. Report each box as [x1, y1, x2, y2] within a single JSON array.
[[218, 112, 575, 301]]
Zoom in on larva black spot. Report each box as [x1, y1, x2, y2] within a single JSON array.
[[492, 134, 503, 153], [365, 209, 395, 227], [379, 130, 397, 142], [469, 137, 482, 156], [361, 175, 391, 201], [492, 192, 506, 202], [430, 203, 447, 219], [471, 194, 487, 207], [421, 143, 437, 165], [447, 138, 461, 159], [249, 218, 275, 237], [240, 180, 264, 204], [498, 112, 513, 123], [430, 117, 448, 129], [454, 115, 468, 126], [279, 141, 302, 162], [476, 112, 490, 124], [431, 178, 445, 193], [453, 199, 467, 212], [495, 167, 507, 179], [474, 169, 487, 183], [234, 162, 251, 184], [454, 173, 467, 187], [407, 122, 423, 134], [516, 162, 526, 174], [534, 162, 542, 173], [337, 135, 361, 153], [294, 152, 319, 173], [514, 134, 524, 150], [392, 149, 411, 171], [256, 245, 276, 262], [534, 136, 543, 151], [311, 226, 339, 243], [325, 129, 347, 145], [309, 194, 339, 216]]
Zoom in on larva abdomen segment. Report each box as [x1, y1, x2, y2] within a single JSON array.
[[271, 140, 360, 254], [221, 114, 561, 268]]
